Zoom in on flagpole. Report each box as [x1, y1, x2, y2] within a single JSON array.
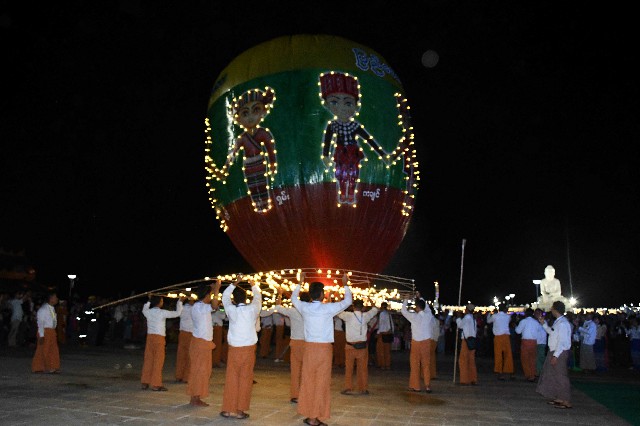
[[453, 238, 466, 384]]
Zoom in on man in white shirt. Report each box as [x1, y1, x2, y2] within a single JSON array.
[[401, 292, 435, 393], [219, 276, 262, 420], [338, 299, 378, 395], [187, 280, 220, 407], [375, 302, 394, 370], [515, 308, 542, 382], [274, 286, 308, 403], [175, 297, 195, 383], [211, 303, 227, 368], [534, 308, 548, 376], [140, 294, 183, 391], [333, 317, 346, 368], [31, 292, 60, 373], [486, 304, 515, 380], [429, 309, 441, 379], [456, 303, 478, 385], [258, 311, 274, 358], [8, 291, 25, 347], [536, 301, 573, 409], [273, 312, 287, 361], [293, 272, 352, 426], [578, 313, 597, 373]]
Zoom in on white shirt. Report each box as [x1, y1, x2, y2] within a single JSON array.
[[179, 303, 194, 332], [211, 309, 226, 327], [401, 301, 435, 342], [257, 306, 276, 332], [456, 313, 476, 339], [338, 308, 379, 342], [191, 301, 213, 341], [114, 305, 125, 322], [36, 303, 57, 338], [273, 312, 285, 327], [377, 310, 394, 334], [515, 316, 540, 340], [260, 314, 274, 328], [334, 317, 344, 331], [275, 305, 304, 340], [292, 284, 352, 343], [595, 323, 607, 339], [430, 317, 440, 342], [10, 298, 24, 322], [222, 284, 261, 347], [142, 300, 183, 336], [487, 311, 511, 336], [579, 319, 597, 345], [543, 315, 572, 358], [536, 322, 548, 345]]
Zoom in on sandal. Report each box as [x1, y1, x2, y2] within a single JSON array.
[[303, 419, 326, 426], [220, 411, 232, 418], [547, 400, 563, 406], [151, 386, 168, 391], [236, 412, 250, 419], [554, 403, 573, 409]]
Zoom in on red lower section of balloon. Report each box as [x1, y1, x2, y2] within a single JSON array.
[[221, 182, 412, 281]]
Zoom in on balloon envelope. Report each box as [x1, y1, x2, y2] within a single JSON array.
[[204, 34, 419, 277]]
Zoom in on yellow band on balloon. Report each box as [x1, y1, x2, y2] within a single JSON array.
[[208, 34, 403, 107]]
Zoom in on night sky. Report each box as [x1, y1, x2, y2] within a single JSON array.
[[2, 1, 638, 308]]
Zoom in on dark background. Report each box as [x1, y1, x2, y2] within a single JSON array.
[[2, 1, 638, 307]]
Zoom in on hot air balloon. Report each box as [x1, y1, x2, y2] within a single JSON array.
[[204, 34, 419, 279]]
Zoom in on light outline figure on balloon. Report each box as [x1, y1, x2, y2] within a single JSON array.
[[217, 87, 279, 214], [318, 71, 389, 207]]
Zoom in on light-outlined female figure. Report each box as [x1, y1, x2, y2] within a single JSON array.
[[225, 87, 278, 213], [319, 72, 387, 206]]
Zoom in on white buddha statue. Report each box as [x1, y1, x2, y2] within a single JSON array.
[[537, 265, 567, 310]]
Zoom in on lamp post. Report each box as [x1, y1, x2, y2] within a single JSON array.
[[68, 274, 77, 299]]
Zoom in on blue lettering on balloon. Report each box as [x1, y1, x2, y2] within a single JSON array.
[[352, 48, 401, 83]]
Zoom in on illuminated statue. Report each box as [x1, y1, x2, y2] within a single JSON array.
[[537, 265, 568, 311]]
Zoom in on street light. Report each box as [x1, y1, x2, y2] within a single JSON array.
[[532, 279, 541, 302], [68, 274, 77, 299], [505, 293, 515, 307]]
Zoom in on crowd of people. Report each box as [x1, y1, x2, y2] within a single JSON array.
[[2, 284, 640, 425]]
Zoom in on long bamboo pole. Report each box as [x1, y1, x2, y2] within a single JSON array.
[[93, 268, 416, 310]]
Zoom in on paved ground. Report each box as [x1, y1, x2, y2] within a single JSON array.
[[0, 342, 635, 426]]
